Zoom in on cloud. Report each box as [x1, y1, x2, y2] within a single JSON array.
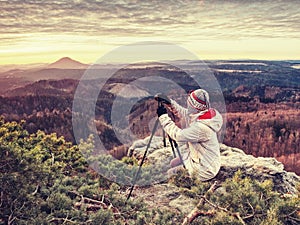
[[0, 0, 299, 40], [0, 0, 299, 63]]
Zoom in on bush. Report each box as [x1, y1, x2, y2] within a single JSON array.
[[1, 119, 298, 224], [180, 170, 300, 225]]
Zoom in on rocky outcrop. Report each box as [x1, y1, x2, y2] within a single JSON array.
[[218, 144, 300, 194], [129, 136, 300, 195], [128, 136, 300, 217]]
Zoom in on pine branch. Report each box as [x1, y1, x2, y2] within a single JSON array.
[[181, 180, 249, 225], [181, 181, 218, 225], [202, 197, 246, 225], [280, 207, 300, 223]]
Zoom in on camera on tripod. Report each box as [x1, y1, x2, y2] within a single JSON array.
[[126, 93, 185, 201], [154, 93, 171, 106]]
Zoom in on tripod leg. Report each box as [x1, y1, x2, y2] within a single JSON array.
[[173, 140, 186, 169], [167, 111, 185, 168], [126, 118, 160, 201], [168, 135, 176, 158], [162, 129, 167, 147]]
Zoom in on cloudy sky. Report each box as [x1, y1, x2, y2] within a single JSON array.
[[0, 0, 300, 64]]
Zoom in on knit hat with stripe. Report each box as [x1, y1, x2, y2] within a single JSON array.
[[187, 89, 210, 112]]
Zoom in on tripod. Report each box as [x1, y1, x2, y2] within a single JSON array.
[[126, 102, 185, 201]]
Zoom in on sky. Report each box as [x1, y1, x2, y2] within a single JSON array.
[[0, 0, 300, 64]]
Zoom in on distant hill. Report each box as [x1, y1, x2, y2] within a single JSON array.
[[3, 79, 78, 97], [47, 57, 89, 69], [1, 59, 299, 94], [0, 58, 88, 93]]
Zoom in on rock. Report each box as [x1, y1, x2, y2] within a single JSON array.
[[129, 136, 300, 194], [128, 136, 165, 157], [218, 144, 300, 194], [127, 136, 300, 218], [133, 183, 197, 215], [129, 136, 189, 163]]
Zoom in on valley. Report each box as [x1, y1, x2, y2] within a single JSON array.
[[0, 58, 299, 174]]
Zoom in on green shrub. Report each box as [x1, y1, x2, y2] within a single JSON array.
[[1, 119, 298, 225]]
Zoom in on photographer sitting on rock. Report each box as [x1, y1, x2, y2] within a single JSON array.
[[155, 89, 223, 181]]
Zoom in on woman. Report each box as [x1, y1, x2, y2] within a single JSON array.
[[156, 89, 223, 181]]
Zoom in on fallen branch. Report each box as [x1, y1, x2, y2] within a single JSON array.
[[242, 200, 255, 220], [202, 195, 246, 225], [31, 185, 39, 196], [8, 214, 16, 225], [191, 209, 216, 218], [0, 191, 3, 208], [69, 190, 124, 220], [181, 181, 218, 225], [49, 217, 78, 224], [74, 202, 103, 211], [69, 190, 108, 210]]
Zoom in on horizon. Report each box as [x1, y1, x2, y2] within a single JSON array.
[[1, 56, 300, 67], [1, 0, 300, 65]]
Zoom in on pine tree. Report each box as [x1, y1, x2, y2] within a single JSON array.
[[0, 118, 299, 224]]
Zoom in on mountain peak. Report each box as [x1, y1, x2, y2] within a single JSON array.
[[47, 57, 88, 69]]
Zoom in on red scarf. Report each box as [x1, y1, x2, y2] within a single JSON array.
[[198, 109, 216, 120]]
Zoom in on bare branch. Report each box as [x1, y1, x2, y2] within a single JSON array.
[[0, 191, 3, 207], [8, 213, 16, 225], [181, 181, 218, 225], [235, 213, 247, 225], [74, 202, 103, 210], [70, 190, 108, 209], [192, 209, 216, 218], [288, 216, 300, 223], [32, 185, 39, 196], [202, 197, 227, 212], [181, 180, 249, 225], [69, 190, 125, 222], [279, 207, 300, 223], [49, 217, 78, 224], [202, 197, 246, 225], [247, 200, 254, 214], [242, 200, 255, 220]]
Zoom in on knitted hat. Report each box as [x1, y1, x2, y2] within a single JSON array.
[[187, 89, 210, 112]]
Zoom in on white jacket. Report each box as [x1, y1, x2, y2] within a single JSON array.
[[159, 100, 223, 181]]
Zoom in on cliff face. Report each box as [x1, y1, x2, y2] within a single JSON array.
[[129, 136, 300, 195]]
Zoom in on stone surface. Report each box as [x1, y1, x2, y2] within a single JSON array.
[[130, 136, 300, 194], [132, 183, 197, 215], [218, 144, 300, 194], [127, 136, 300, 217]]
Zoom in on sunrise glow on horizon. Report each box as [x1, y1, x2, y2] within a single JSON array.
[[1, 0, 300, 65]]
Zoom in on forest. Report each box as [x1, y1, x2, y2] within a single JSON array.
[[0, 62, 299, 174]]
